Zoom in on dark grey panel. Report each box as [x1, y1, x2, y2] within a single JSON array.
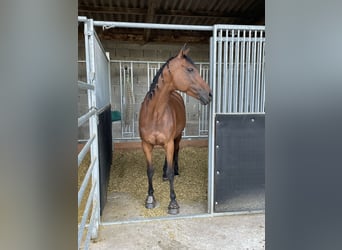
[[214, 114, 265, 212], [97, 105, 113, 215]]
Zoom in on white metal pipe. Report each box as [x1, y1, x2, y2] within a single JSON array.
[[233, 30, 240, 112], [245, 30, 251, 112], [101, 210, 264, 226], [78, 180, 97, 247], [130, 61, 135, 136], [228, 30, 234, 113], [78, 16, 87, 22], [78, 80, 95, 90], [260, 41, 266, 112], [84, 202, 98, 249], [111, 59, 210, 65], [257, 31, 263, 112], [208, 33, 216, 215], [215, 24, 265, 31], [222, 30, 228, 113], [198, 64, 203, 135], [217, 30, 222, 113], [78, 109, 96, 127], [78, 158, 97, 207], [93, 20, 213, 31], [78, 134, 96, 167], [240, 30, 246, 112], [107, 52, 112, 106]]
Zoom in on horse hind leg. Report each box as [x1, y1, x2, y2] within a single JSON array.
[[173, 134, 182, 176], [163, 134, 182, 180], [142, 141, 156, 209]]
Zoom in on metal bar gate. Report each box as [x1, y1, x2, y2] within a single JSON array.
[[78, 18, 111, 249], [208, 25, 265, 213]]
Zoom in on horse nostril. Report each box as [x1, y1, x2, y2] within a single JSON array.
[[209, 92, 212, 98]]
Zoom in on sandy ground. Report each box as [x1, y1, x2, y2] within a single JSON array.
[[90, 213, 265, 250]]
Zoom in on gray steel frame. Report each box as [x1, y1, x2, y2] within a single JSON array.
[[208, 25, 265, 213], [78, 17, 112, 250]]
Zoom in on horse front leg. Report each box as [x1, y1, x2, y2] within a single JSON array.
[[142, 141, 156, 209], [165, 141, 179, 215], [163, 134, 182, 180]]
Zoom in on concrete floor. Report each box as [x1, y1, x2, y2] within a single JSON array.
[[90, 213, 265, 249]]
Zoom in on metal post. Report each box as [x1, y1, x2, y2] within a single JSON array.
[[85, 18, 100, 240], [208, 32, 216, 214], [240, 30, 246, 112], [217, 29, 222, 113], [222, 30, 228, 113], [233, 30, 240, 112], [260, 40, 266, 112], [228, 31, 234, 113]]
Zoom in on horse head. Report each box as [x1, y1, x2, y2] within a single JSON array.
[[169, 45, 212, 105]]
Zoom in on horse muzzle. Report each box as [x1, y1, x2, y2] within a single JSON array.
[[198, 90, 212, 105]]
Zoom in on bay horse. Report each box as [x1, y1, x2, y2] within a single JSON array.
[[139, 45, 212, 215]]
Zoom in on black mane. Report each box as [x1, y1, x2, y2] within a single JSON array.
[[147, 56, 174, 99], [146, 54, 196, 99]]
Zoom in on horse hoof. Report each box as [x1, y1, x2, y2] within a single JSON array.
[[163, 176, 168, 181], [168, 201, 180, 215], [168, 207, 179, 215], [145, 195, 156, 209]]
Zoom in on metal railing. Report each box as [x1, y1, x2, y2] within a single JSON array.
[[77, 18, 100, 250]]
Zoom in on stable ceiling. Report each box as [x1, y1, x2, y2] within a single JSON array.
[[78, 0, 265, 44]]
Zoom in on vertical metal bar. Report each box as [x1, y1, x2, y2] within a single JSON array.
[[256, 31, 263, 112], [245, 30, 251, 112], [199, 64, 205, 135], [254, 33, 259, 112], [204, 66, 209, 132], [217, 29, 223, 113], [240, 30, 246, 112], [130, 61, 135, 136], [228, 30, 234, 113], [260, 37, 266, 112], [86, 18, 100, 240], [222, 30, 228, 113], [255, 31, 260, 112], [106, 52, 112, 105], [208, 33, 216, 215], [198, 64, 202, 135], [250, 30, 257, 112], [119, 61, 124, 137], [147, 62, 150, 90], [233, 29, 240, 112]]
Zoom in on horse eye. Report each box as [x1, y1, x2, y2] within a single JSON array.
[[187, 68, 194, 72]]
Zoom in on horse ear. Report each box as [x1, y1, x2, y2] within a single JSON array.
[[177, 44, 190, 58]]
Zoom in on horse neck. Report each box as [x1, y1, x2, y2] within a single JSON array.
[[146, 72, 175, 117]]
